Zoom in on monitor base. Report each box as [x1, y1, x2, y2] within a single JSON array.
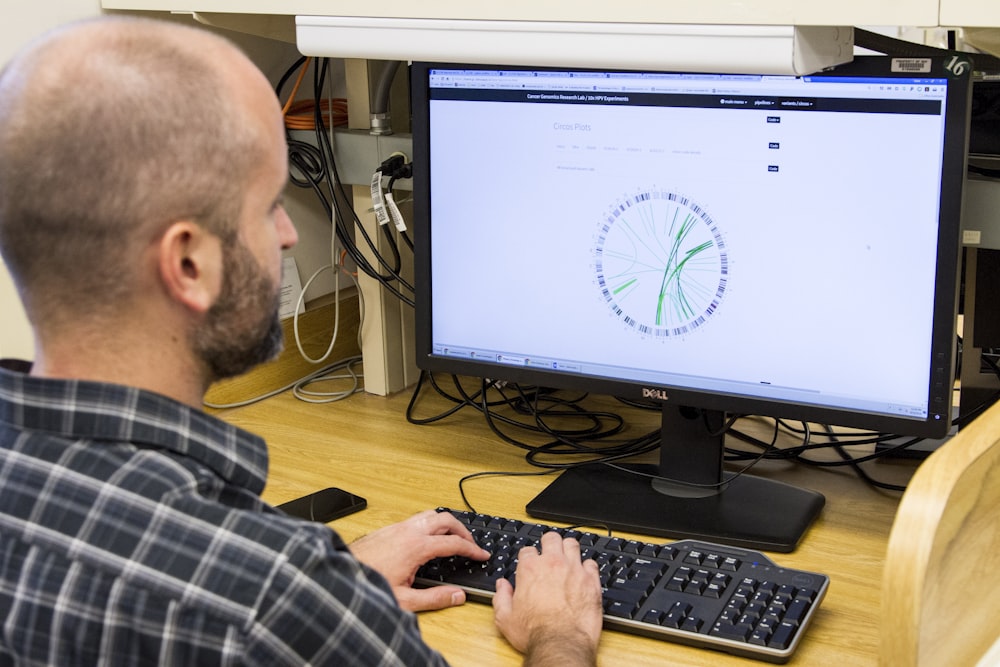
[[526, 463, 825, 552]]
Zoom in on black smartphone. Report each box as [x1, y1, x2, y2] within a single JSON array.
[[276, 487, 367, 523]]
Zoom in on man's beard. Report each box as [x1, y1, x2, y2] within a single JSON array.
[[194, 239, 284, 382]]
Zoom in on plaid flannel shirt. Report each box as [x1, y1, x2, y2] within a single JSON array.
[[0, 366, 447, 666]]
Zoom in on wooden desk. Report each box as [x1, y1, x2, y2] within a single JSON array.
[[214, 382, 920, 666]]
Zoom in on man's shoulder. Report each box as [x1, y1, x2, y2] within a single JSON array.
[[0, 445, 363, 616]]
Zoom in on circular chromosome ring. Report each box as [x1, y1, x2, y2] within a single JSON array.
[[594, 190, 728, 337]]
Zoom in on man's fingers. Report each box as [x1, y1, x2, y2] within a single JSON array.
[[424, 510, 476, 538], [396, 585, 467, 612], [421, 533, 490, 562], [560, 534, 582, 559], [492, 578, 513, 619]]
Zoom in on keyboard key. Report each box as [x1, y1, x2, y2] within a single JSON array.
[[783, 598, 811, 625], [639, 544, 660, 558], [663, 602, 691, 628], [749, 627, 772, 646], [777, 583, 797, 598], [712, 622, 753, 642], [705, 581, 727, 598], [683, 579, 707, 595], [604, 582, 648, 606], [684, 550, 705, 565], [605, 599, 636, 619], [769, 621, 799, 650], [623, 539, 643, 554], [796, 587, 819, 603], [757, 581, 778, 596], [658, 546, 679, 561], [680, 616, 704, 633], [642, 608, 666, 625]]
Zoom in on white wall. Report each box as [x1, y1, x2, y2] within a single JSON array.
[[0, 5, 339, 361], [1, 2, 108, 360]]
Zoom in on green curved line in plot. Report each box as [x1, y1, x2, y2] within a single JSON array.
[[656, 213, 697, 323], [612, 277, 638, 295], [597, 191, 724, 334], [665, 241, 715, 324], [660, 205, 682, 257], [655, 213, 714, 327]]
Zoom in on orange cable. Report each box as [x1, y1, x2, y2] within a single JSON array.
[[281, 57, 349, 130], [284, 98, 348, 130], [281, 56, 311, 116]]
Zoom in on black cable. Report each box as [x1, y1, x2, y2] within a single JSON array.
[[728, 421, 910, 457], [407, 372, 563, 427], [410, 373, 952, 498], [476, 382, 603, 454], [385, 174, 415, 251], [953, 384, 1000, 429], [726, 416, 918, 492], [287, 139, 326, 189], [275, 55, 309, 101], [408, 373, 659, 468], [379, 221, 404, 273], [405, 371, 484, 424], [968, 164, 1000, 179], [855, 28, 954, 58], [311, 59, 415, 298], [279, 56, 416, 307], [276, 57, 329, 193], [854, 27, 1000, 71], [457, 469, 558, 514], [822, 425, 907, 492]]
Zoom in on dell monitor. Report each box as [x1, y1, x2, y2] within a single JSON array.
[[411, 55, 972, 551]]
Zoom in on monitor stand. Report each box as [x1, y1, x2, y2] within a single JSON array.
[[526, 405, 825, 552]]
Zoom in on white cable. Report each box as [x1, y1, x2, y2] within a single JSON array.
[[204, 61, 366, 412], [292, 263, 341, 364], [202, 356, 363, 410], [292, 355, 365, 403], [291, 139, 347, 367]]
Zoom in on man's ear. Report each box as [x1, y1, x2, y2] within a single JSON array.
[[157, 221, 223, 315]]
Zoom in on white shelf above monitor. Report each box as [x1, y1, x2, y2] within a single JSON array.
[[295, 17, 854, 75]]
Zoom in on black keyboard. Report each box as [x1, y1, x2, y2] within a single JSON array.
[[416, 508, 829, 663]]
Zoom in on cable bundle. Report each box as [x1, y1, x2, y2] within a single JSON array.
[[277, 56, 415, 307]]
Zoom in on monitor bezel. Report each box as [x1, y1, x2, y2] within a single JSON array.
[[411, 55, 972, 441]]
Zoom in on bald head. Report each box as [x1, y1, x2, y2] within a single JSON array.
[[0, 16, 281, 331]]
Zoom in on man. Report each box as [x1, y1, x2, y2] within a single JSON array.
[[0, 15, 602, 666]]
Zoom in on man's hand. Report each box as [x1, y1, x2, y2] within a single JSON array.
[[492, 531, 603, 666], [349, 509, 489, 612]]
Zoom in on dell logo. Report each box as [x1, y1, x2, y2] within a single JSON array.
[[642, 387, 669, 401]]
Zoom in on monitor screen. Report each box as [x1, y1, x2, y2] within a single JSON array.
[[411, 56, 971, 551]]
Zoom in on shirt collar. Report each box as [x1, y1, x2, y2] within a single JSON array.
[[0, 365, 268, 494]]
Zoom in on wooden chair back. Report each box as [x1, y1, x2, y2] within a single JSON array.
[[881, 400, 1000, 666]]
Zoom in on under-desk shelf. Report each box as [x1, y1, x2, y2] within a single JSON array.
[[101, 0, 939, 31]]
